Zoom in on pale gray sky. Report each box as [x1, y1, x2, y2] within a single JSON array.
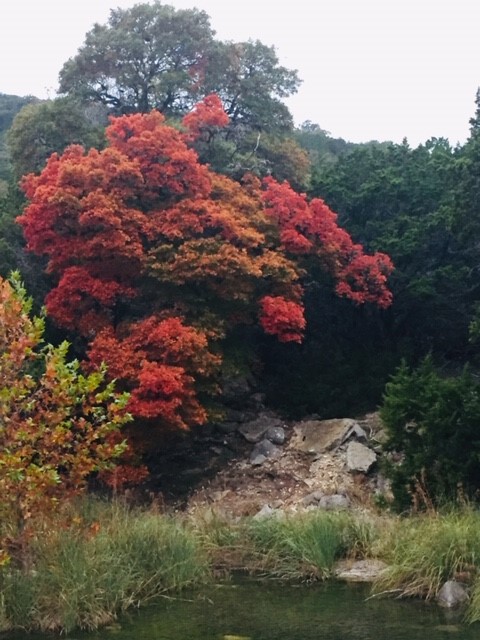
[[1, 0, 479, 146]]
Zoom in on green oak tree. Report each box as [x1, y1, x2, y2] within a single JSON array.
[[58, 2, 302, 184], [7, 97, 105, 180]]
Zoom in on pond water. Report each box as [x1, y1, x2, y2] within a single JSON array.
[[7, 578, 480, 640]]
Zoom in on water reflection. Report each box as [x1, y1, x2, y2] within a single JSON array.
[[7, 578, 479, 640]]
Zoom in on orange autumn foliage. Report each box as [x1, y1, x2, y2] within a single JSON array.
[[17, 97, 393, 434], [262, 177, 394, 309], [0, 274, 129, 529], [182, 93, 230, 142], [87, 316, 219, 429]]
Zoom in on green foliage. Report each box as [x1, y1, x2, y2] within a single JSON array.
[[58, 2, 301, 183], [203, 39, 299, 132], [312, 139, 463, 355], [0, 499, 210, 633], [0, 93, 38, 185], [294, 120, 364, 170], [59, 2, 299, 128], [0, 274, 130, 534], [304, 132, 480, 413], [0, 186, 25, 278], [7, 97, 105, 179], [0, 185, 53, 319], [380, 357, 480, 509], [192, 128, 311, 191], [374, 509, 480, 602], [59, 1, 216, 115]]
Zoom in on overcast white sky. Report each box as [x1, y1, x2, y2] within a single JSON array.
[[1, 0, 479, 146]]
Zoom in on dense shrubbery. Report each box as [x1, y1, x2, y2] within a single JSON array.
[[381, 357, 480, 509], [0, 273, 129, 558], [0, 500, 210, 633]]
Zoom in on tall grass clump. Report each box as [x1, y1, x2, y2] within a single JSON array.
[[0, 499, 210, 633], [373, 509, 480, 600], [192, 509, 249, 574], [467, 576, 480, 623], [195, 508, 385, 580], [245, 511, 353, 580]]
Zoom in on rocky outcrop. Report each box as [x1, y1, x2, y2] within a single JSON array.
[[185, 411, 389, 517], [334, 559, 388, 582], [237, 412, 285, 444], [250, 438, 282, 466], [289, 418, 358, 454], [318, 494, 350, 510], [301, 491, 350, 509]]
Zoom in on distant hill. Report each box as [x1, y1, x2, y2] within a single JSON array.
[[294, 120, 391, 171]]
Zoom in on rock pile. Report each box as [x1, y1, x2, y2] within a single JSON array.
[[186, 397, 390, 517]]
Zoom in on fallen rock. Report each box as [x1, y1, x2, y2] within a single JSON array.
[[346, 441, 377, 473], [317, 494, 350, 510], [342, 423, 368, 444], [289, 418, 359, 454], [250, 438, 282, 466], [253, 504, 276, 519], [334, 559, 388, 582], [239, 412, 284, 443], [301, 490, 324, 506], [265, 426, 286, 445], [253, 504, 285, 520], [437, 581, 469, 608]]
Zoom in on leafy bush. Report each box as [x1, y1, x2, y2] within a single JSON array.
[[0, 274, 129, 544], [380, 357, 480, 509]]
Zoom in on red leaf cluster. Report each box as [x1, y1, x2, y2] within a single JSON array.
[[262, 178, 394, 308], [86, 316, 219, 429], [259, 295, 306, 343], [182, 93, 230, 141]]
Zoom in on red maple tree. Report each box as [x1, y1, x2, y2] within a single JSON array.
[[18, 97, 393, 435]]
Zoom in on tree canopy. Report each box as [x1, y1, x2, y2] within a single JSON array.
[[17, 97, 393, 438], [58, 1, 300, 128], [7, 97, 106, 180]]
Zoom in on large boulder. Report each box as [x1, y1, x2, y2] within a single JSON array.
[[250, 438, 282, 466], [346, 441, 377, 473], [334, 559, 388, 582], [239, 412, 284, 443], [437, 580, 469, 608], [265, 426, 286, 445], [317, 494, 350, 510], [289, 418, 359, 454]]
